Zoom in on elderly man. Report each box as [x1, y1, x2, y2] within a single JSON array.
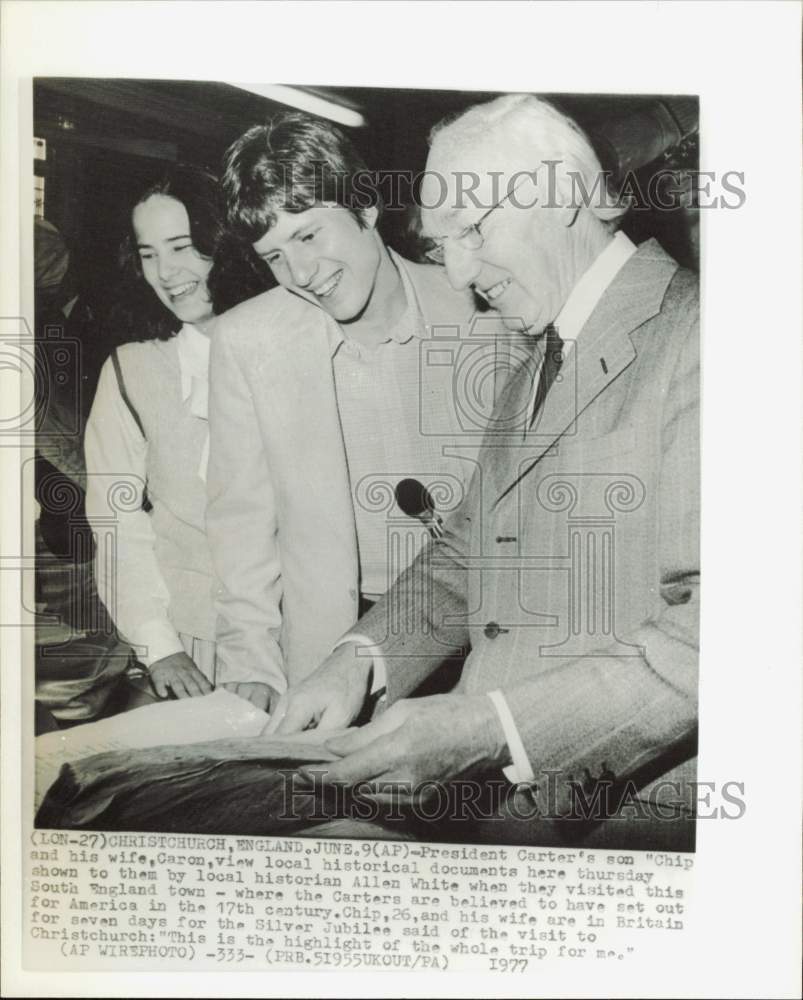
[[267, 95, 699, 842]]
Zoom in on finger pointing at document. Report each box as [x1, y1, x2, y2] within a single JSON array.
[[262, 641, 374, 736]]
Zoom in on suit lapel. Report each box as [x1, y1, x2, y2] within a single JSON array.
[[262, 300, 357, 547], [490, 240, 679, 500], [490, 352, 540, 435]]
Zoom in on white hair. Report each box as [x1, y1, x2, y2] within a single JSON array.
[[430, 93, 627, 224]]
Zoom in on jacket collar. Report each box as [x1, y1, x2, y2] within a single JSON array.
[[491, 239, 680, 501]]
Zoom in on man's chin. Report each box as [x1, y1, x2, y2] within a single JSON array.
[[294, 287, 365, 323], [329, 298, 372, 326]]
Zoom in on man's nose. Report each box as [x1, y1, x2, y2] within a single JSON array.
[[444, 243, 481, 292], [286, 247, 318, 288]]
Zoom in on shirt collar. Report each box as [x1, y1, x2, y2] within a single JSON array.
[[553, 230, 637, 346], [326, 248, 425, 359]]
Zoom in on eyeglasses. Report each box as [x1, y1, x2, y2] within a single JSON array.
[[424, 174, 534, 265]]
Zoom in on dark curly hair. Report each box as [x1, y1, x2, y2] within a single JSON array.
[[207, 232, 276, 313], [109, 164, 225, 342]]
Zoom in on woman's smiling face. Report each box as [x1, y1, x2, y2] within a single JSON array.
[[133, 194, 215, 330]]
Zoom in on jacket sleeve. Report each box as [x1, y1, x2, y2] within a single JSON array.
[[354, 456, 480, 700], [84, 357, 185, 667], [206, 322, 287, 694]]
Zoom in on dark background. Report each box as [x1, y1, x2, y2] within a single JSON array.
[[33, 80, 699, 413]]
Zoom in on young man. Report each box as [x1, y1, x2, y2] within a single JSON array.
[[206, 112, 513, 710]]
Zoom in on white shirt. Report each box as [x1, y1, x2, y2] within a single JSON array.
[[339, 232, 638, 783], [525, 230, 638, 426], [175, 322, 211, 479]]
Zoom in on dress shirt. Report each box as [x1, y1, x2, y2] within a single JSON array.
[[327, 249, 468, 600], [337, 232, 638, 785], [327, 258, 425, 599]]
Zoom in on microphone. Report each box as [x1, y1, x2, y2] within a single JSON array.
[[395, 478, 445, 539]]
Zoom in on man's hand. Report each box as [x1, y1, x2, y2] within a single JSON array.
[[222, 682, 281, 713], [299, 693, 509, 798], [263, 642, 373, 736], [149, 652, 213, 699]]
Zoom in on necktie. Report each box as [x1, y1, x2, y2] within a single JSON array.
[[528, 323, 564, 430]]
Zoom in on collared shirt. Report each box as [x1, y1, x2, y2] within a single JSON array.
[[324, 250, 425, 359], [525, 230, 638, 425], [553, 229, 637, 347], [328, 252, 454, 599]]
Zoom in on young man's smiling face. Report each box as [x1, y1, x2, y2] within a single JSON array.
[[253, 204, 383, 324]]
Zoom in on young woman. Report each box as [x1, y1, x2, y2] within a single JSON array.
[[84, 165, 272, 706]]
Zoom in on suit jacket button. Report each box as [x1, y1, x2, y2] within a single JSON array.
[[484, 621, 508, 639]]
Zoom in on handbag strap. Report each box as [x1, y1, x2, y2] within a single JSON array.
[[110, 348, 152, 512], [110, 347, 146, 440]]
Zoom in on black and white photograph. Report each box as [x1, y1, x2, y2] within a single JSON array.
[[30, 77, 702, 850], [2, 3, 800, 998]]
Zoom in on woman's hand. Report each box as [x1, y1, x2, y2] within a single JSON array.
[[149, 652, 214, 699]]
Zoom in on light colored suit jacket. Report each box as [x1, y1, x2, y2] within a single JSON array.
[[206, 251, 514, 692], [358, 239, 700, 822]]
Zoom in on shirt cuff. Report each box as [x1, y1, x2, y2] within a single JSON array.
[[487, 689, 535, 783], [129, 618, 185, 669], [332, 633, 387, 696]]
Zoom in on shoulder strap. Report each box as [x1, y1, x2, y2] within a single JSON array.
[[110, 348, 152, 513], [111, 348, 146, 440]]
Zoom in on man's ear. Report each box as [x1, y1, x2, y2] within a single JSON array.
[[360, 204, 379, 230], [548, 162, 583, 228]]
